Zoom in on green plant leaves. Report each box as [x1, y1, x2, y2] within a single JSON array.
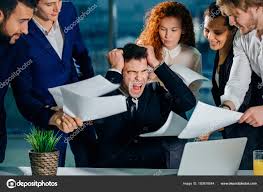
[[25, 128, 62, 153]]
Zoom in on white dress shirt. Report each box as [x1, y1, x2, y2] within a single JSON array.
[[162, 44, 202, 96], [221, 30, 263, 110], [33, 18, 64, 59]]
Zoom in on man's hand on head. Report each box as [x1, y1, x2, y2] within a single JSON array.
[[107, 49, 125, 72], [145, 46, 161, 69]]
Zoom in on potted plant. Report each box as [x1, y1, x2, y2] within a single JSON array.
[[25, 128, 62, 176]]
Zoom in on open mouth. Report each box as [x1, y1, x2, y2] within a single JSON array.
[[130, 83, 143, 94], [132, 84, 142, 92]]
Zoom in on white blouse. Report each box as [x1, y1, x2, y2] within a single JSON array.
[[162, 44, 202, 97], [215, 71, 219, 87]]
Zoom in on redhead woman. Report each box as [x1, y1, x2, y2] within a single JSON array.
[[137, 1, 202, 97]]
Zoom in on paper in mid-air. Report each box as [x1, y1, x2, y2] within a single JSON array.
[[170, 64, 209, 86], [178, 101, 243, 139], [48, 75, 127, 121], [140, 112, 188, 137]]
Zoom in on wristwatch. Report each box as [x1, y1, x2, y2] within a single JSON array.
[[153, 62, 164, 71], [219, 103, 231, 110]]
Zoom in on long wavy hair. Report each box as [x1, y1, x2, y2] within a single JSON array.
[[137, 1, 196, 61]]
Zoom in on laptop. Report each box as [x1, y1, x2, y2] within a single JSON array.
[[177, 137, 247, 176]]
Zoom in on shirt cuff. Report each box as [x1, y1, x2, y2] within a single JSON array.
[[220, 94, 241, 111], [108, 68, 122, 74], [153, 62, 164, 71]]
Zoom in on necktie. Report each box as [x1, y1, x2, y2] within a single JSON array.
[[127, 97, 137, 119]]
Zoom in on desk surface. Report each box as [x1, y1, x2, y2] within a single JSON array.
[[0, 167, 253, 176]]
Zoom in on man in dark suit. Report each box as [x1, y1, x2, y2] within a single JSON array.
[[11, 1, 96, 167], [0, 0, 36, 163], [95, 44, 196, 168]]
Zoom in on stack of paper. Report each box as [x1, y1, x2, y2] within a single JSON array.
[[48, 75, 127, 121]]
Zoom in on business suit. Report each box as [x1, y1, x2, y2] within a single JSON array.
[[0, 34, 18, 163], [0, 33, 31, 163], [212, 47, 263, 170], [11, 2, 96, 167], [95, 63, 196, 168]]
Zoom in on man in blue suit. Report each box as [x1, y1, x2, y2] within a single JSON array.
[[11, 0, 96, 167], [0, 0, 36, 163]]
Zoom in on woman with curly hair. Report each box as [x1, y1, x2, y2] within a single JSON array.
[[137, 1, 202, 96]]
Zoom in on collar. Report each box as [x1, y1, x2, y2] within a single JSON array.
[[118, 85, 139, 108], [32, 18, 60, 36], [163, 44, 182, 58]]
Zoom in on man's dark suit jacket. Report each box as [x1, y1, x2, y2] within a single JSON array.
[[95, 63, 196, 168], [0, 34, 20, 163], [10, 2, 95, 167], [11, 2, 94, 128]]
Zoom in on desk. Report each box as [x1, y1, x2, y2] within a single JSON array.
[[0, 167, 253, 176]]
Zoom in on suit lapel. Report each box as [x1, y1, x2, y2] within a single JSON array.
[[58, 13, 71, 64], [29, 21, 61, 62]]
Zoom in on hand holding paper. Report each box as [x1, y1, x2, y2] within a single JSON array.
[[49, 110, 83, 133]]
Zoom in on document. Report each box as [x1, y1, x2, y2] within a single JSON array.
[[48, 75, 120, 107], [170, 64, 209, 86], [140, 111, 188, 137], [48, 75, 127, 121], [178, 101, 243, 139]]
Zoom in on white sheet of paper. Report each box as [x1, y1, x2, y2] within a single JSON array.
[[170, 64, 209, 86], [178, 101, 243, 139], [48, 87, 63, 107], [140, 112, 188, 137], [61, 87, 127, 121], [48, 75, 120, 107], [48, 75, 127, 121]]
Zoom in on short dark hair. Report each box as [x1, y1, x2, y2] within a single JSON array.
[[204, 2, 236, 31], [122, 43, 147, 63], [0, 0, 36, 19]]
